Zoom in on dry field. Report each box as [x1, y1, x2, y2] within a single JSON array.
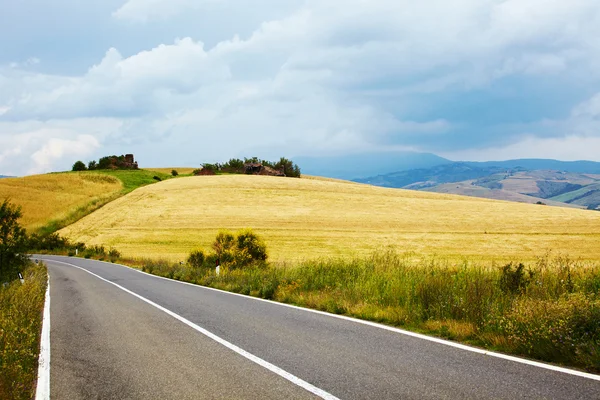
[[59, 175, 600, 263], [0, 173, 122, 232]]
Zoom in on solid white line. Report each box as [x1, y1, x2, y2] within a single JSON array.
[[43, 256, 600, 382], [35, 276, 51, 400], [48, 260, 339, 400]]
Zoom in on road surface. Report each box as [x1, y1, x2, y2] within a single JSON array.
[[40, 255, 600, 399]]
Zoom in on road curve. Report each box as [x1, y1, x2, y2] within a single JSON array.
[[41, 255, 600, 399]]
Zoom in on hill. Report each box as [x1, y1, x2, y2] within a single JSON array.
[[59, 175, 600, 262], [355, 162, 600, 209], [0, 169, 173, 234], [465, 159, 600, 174], [295, 151, 450, 180], [0, 173, 122, 233]]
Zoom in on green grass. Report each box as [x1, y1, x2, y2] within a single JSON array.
[[0, 262, 47, 399], [85, 169, 172, 194], [131, 251, 600, 372]]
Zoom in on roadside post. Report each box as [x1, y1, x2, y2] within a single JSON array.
[[18, 272, 24, 284]]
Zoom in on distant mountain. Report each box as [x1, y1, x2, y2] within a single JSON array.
[[295, 151, 451, 180], [354, 162, 514, 189], [0, 175, 11, 179], [465, 159, 600, 174], [354, 159, 600, 210]]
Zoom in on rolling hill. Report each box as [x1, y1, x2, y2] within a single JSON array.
[[59, 175, 600, 262], [0, 173, 123, 232], [355, 162, 600, 210]]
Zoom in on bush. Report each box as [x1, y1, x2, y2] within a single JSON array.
[[0, 200, 29, 282], [108, 248, 121, 262], [72, 161, 87, 171], [236, 229, 268, 262], [153, 176, 162, 181], [187, 250, 206, 269], [499, 262, 531, 295], [171, 170, 179, 177]]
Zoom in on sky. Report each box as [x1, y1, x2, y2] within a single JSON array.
[[1, 0, 600, 176]]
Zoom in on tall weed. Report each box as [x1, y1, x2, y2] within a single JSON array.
[[0, 263, 47, 400]]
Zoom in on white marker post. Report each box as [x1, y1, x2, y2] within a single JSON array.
[[18, 272, 24, 284]]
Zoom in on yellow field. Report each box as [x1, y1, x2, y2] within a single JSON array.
[[58, 175, 600, 263], [0, 173, 122, 232]]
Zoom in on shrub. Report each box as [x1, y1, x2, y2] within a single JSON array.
[[187, 250, 206, 269], [499, 262, 530, 295], [212, 231, 236, 263], [236, 229, 268, 262], [72, 161, 87, 171], [152, 176, 162, 181], [0, 200, 29, 282], [108, 248, 121, 262], [202, 229, 269, 270], [171, 170, 179, 177]]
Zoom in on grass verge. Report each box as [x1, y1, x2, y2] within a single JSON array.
[[0, 262, 47, 399], [126, 251, 600, 372]]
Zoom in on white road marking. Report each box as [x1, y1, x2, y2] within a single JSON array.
[[48, 260, 339, 400], [35, 277, 51, 400], [45, 256, 600, 382]]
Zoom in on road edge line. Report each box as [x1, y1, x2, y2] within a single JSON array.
[[35, 276, 50, 400], [42, 255, 600, 382], [49, 260, 340, 400]]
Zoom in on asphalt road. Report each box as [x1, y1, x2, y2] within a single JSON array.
[[40, 255, 600, 399]]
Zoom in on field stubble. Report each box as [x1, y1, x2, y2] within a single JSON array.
[[0, 173, 122, 233], [59, 175, 600, 262]]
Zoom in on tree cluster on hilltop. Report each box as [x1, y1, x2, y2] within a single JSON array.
[[73, 154, 139, 171], [195, 157, 301, 178]]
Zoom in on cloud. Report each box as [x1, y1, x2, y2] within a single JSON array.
[[30, 135, 100, 175], [0, 119, 119, 176], [113, 0, 220, 22], [2, 0, 600, 176], [442, 135, 600, 162]]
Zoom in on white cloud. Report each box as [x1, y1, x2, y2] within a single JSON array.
[[0, 119, 120, 176], [29, 135, 100, 175], [442, 135, 600, 162], [2, 0, 600, 176], [113, 0, 221, 22]]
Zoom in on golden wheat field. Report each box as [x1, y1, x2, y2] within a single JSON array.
[[58, 175, 600, 263], [0, 173, 122, 232]]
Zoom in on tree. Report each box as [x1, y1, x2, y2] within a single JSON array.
[[171, 169, 179, 177], [72, 161, 87, 171], [274, 157, 301, 178], [0, 199, 29, 281], [88, 160, 98, 170]]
